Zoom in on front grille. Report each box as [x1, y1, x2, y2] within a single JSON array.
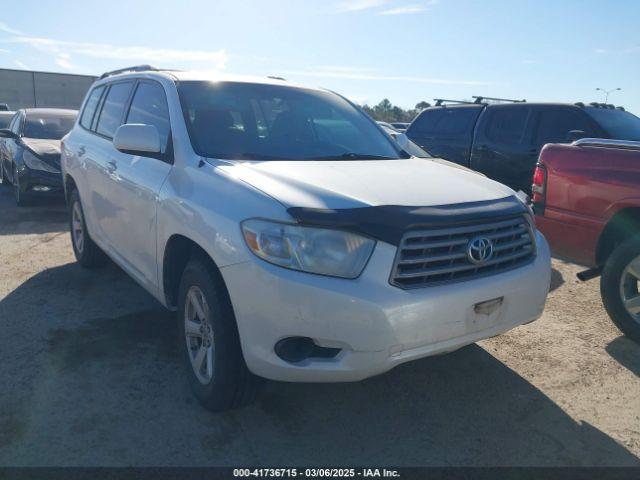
[[390, 216, 536, 289]]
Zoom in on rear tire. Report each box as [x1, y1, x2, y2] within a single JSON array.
[[69, 189, 107, 268], [601, 235, 640, 343], [178, 257, 262, 411]]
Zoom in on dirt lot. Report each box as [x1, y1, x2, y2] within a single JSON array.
[[0, 184, 638, 467]]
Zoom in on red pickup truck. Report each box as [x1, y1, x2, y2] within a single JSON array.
[[534, 138, 640, 341]]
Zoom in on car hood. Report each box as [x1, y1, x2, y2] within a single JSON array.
[[217, 157, 514, 209], [22, 138, 62, 157]]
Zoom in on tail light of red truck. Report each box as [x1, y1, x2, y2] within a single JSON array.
[[532, 164, 547, 214]]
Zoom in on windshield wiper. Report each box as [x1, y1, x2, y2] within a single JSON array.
[[309, 152, 397, 160]]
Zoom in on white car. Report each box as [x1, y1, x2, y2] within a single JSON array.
[[62, 66, 551, 411]]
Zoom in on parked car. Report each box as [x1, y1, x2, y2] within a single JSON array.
[[406, 98, 640, 194], [0, 111, 14, 129], [0, 108, 77, 206], [62, 66, 551, 411], [534, 138, 640, 342], [376, 121, 396, 131], [390, 122, 410, 132]]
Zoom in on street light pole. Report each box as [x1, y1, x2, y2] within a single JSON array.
[[596, 87, 621, 103]]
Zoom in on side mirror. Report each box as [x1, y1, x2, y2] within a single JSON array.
[[0, 128, 18, 139], [113, 124, 161, 157], [566, 130, 586, 143]]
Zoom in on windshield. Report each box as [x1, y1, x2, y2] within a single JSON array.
[[177, 81, 403, 160], [585, 107, 640, 141], [23, 112, 77, 140]]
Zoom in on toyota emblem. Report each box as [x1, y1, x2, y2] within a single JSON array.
[[467, 236, 494, 265]]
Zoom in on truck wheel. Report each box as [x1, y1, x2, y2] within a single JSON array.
[[178, 257, 261, 411], [601, 236, 640, 342], [69, 189, 107, 268]]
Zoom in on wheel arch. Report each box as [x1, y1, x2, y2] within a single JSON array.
[[596, 207, 640, 265], [161, 234, 231, 311], [63, 173, 79, 204]]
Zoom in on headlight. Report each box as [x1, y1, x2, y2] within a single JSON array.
[[23, 150, 59, 173], [241, 219, 376, 279]]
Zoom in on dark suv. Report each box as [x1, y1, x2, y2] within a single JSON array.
[[406, 99, 640, 193]]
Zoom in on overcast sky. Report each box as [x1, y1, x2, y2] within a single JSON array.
[[0, 0, 638, 114]]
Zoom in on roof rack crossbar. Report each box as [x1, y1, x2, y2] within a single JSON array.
[[472, 96, 526, 104], [99, 65, 160, 80], [433, 98, 476, 106]]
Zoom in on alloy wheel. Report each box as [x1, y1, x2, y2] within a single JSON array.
[[71, 201, 85, 255], [620, 254, 640, 324], [184, 285, 215, 384]]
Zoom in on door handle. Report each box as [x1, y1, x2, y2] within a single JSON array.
[[107, 160, 117, 173], [78, 146, 86, 157]]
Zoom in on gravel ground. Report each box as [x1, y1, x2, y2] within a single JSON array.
[[0, 184, 638, 467]]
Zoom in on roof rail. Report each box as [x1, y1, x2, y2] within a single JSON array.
[[573, 138, 640, 151], [433, 98, 476, 106], [99, 65, 160, 80], [472, 96, 526, 104]]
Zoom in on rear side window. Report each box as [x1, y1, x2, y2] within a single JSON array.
[[585, 108, 640, 141], [96, 82, 133, 138], [80, 86, 105, 130], [485, 108, 529, 144], [534, 109, 594, 146], [410, 108, 480, 135], [126, 82, 171, 153]]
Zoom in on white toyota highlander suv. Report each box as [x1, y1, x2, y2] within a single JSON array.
[[61, 66, 551, 411]]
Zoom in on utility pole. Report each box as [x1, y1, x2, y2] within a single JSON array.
[[596, 87, 621, 103]]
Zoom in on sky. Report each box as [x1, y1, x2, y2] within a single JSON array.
[[0, 0, 638, 114]]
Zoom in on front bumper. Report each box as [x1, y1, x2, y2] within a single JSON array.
[[222, 231, 551, 382], [17, 165, 63, 195]]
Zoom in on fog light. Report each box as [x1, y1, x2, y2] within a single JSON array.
[[275, 337, 341, 363], [32, 185, 52, 192]]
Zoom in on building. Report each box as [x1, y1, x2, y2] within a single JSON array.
[[0, 68, 97, 111]]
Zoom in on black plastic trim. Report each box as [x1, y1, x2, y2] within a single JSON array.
[[287, 195, 528, 246]]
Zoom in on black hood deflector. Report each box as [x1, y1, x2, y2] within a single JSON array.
[[287, 195, 527, 246]]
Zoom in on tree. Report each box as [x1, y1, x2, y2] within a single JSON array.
[[359, 98, 422, 123]]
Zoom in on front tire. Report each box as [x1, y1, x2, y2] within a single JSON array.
[[0, 161, 7, 186], [178, 257, 261, 411], [601, 235, 640, 342], [13, 167, 30, 207], [69, 189, 106, 268]]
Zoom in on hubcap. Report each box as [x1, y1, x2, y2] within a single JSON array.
[[72, 201, 85, 254], [184, 285, 214, 384], [620, 255, 640, 324]]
